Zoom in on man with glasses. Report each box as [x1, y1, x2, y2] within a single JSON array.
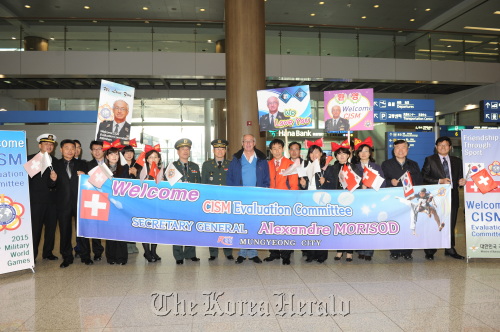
[[259, 96, 286, 131], [421, 136, 466, 260], [227, 134, 270, 264], [97, 99, 131, 141]]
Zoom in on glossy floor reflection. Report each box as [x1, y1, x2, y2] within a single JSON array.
[[1, 212, 500, 331]]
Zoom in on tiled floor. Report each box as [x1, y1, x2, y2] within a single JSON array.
[[1, 212, 500, 332]]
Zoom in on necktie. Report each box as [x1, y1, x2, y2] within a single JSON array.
[[217, 161, 222, 169], [442, 157, 450, 178], [114, 124, 119, 134], [270, 115, 274, 125], [184, 163, 188, 175], [65, 160, 72, 179], [334, 119, 337, 127], [275, 160, 280, 170]]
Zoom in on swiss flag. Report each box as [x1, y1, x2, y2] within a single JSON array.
[[399, 171, 414, 197], [135, 151, 146, 167], [80, 190, 110, 221], [471, 169, 498, 194], [24, 152, 43, 178], [362, 166, 384, 191], [466, 180, 500, 193], [340, 164, 361, 192], [88, 166, 108, 188]]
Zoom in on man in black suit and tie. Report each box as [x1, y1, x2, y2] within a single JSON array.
[[325, 105, 350, 132], [259, 96, 286, 131], [28, 133, 59, 262], [421, 136, 466, 260], [96, 99, 131, 141], [53, 139, 92, 268]]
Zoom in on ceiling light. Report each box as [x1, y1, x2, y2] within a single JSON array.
[[39, 20, 44, 23], [425, 8, 431, 11], [50, 37, 55, 41], [25, 5, 31, 8], [196, 23, 202, 26], [374, 5, 379, 8], [464, 104, 478, 110], [207, 39, 212, 43], [11, 37, 16, 40], [92, 20, 97, 23], [309, 25, 314, 28], [464, 26, 500, 32], [200, 8, 206, 12], [494, 11, 500, 14], [431, 81, 439, 84], [465, 51, 498, 55], [319, 1, 325, 4], [145, 21, 149, 23], [361, 16, 366, 19], [417, 49, 458, 53], [440, 38, 481, 44], [310, 13, 316, 16], [143, 7, 148, 10], [410, 18, 415, 22], [446, 45, 452, 48], [84, 6, 90, 9]]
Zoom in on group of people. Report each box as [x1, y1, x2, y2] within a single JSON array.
[[29, 132, 466, 268]]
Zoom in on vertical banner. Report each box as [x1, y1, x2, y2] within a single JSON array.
[[0, 130, 34, 274], [257, 85, 312, 131], [324, 88, 374, 132], [462, 129, 500, 259], [95, 79, 135, 143]]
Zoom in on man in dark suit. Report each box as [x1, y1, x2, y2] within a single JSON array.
[[421, 136, 466, 260], [96, 99, 131, 141], [259, 96, 286, 131], [28, 133, 59, 262], [53, 139, 92, 268], [325, 105, 350, 132]]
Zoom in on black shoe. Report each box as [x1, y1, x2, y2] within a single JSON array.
[[282, 258, 291, 265], [390, 253, 399, 260], [152, 253, 161, 261], [43, 254, 58, 260], [425, 254, 434, 260], [305, 257, 314, 262], [346, 254, 353, 262], [176, 259, 184, 265], [144, 252, 154, 263], [190, 257, 200, 262], [226, 255, 234, 260], [317, 259, 325, 263], [60, 260, 71, 268], [364, 256, 372, 261], [334, 254, 343, 261], [403, 254, 413, 260], [208, 256, 216, 261], [445, 250, 465, 260], [250, 256, 262, 263], [82, 258, 94, 265], [94, 255, 102, 261], [358, 254, 365, 260], [263, 257, 276, 262], [74, 252, 80, 258], [118, 262, 127, 265], [108, 261, 115, 265], [235, 256, 245, 264]]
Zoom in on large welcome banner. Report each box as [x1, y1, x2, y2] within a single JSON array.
[[0, 130, 34, 275], [78, 175, 450, 250], [462, 129, 500, 259]]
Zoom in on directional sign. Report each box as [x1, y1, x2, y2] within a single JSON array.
[[480, 100, 500, 123], [374, 98, 435, 123]]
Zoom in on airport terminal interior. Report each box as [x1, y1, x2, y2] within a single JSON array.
[[1, 0, 500, 331]]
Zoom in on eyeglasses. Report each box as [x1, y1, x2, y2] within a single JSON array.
[[242, 140, 255, 144], [113, 107, 128, 112]]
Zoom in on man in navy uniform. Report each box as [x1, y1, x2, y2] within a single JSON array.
[[28, 133, 59, 262], [172, 138, 201, 264], [201, 139, 233, 261]]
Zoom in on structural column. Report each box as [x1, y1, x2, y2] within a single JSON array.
[[225, 0, 266, 155]]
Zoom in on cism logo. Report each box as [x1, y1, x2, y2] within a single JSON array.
[[217, 236, 233, 246]]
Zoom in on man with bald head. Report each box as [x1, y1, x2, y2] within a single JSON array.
[[97, 99, 131, 141], [325, 104, 350, 132], [259, 96, 286, 131]]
